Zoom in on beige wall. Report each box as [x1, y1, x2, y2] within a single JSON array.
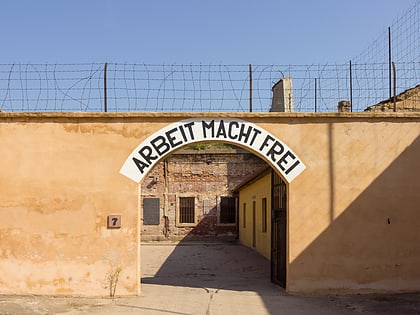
[[285, 117, 420, 293], [0, 112, 419, 295], [0, 115, 143, 296], [238, 172, 272, 259]]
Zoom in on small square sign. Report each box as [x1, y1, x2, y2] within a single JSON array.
[[107, 215, 121, 229]]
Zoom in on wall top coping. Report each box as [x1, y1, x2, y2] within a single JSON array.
[[1, 111, 419, 122]]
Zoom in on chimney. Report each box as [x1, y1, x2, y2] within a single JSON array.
[[337, 100, 351, 112], [270, 77, 294, 112]]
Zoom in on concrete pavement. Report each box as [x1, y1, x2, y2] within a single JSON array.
[[1, 241, 419, 314]]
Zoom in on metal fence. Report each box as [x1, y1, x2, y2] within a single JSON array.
[[1, 1, 419, 113], [1, 62, 418, 113]]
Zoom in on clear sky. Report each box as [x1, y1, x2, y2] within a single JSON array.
[[0, 0, 416, 64]]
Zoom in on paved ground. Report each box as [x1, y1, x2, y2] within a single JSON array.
[[1, 241, 419, 314]]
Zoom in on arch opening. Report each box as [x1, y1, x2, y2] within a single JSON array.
[[121, 118, 304, 290], [138, 140, 289, 289]]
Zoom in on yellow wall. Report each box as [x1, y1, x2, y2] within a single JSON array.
[[0, 112, 419, 295], [0, 114, 141, 296], [284, 117, 420, 293], [238, 172, 271, 259]]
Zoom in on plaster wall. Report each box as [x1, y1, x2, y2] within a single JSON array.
[[238, 172, 272, 259], [0, 116, 142, 296], [284, 118, 420, 293], [0, 112, 419, 295]]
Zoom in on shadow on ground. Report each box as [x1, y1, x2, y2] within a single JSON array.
[[141, 239, 280, 294]]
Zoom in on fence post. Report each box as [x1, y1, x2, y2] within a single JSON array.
[[392, 61, 397, 112], [104, 62, 108, 112], [249, 64, 252, 112], [388, 27, 392, 100], [314, 78, 317, 112], [349, 60, 353, 112]]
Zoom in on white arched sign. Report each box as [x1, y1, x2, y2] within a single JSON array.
[[120, 118, 306, 183]]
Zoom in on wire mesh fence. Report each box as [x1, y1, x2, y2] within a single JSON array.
[[1, 62, 418, 113], [0, 1, 419, 113]]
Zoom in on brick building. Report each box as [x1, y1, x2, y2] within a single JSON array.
[[365, 84, 420, 112], [140, 143, 267, 241]]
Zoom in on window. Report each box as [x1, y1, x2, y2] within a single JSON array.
[[220, 197, 236, 224], [242, 203, 247, 228], [262, 198, 267, 233], [179, 197, 195, 224], [143, 198, 160, 225]]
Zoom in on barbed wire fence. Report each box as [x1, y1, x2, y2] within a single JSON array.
[[0, 1, 419, 113], [350, 0, 420, 110]]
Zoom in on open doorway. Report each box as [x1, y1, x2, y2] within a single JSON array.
[[233, 166, 288, 288], [120, 117, 305, 294], [138, 141, 290, 288], [139, 142, 285, 291]]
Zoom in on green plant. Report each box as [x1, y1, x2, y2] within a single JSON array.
[[191, 143, 208, 151]]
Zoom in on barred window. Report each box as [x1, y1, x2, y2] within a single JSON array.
[[179, 197, 195, 224], [220, 197, 236, 224]]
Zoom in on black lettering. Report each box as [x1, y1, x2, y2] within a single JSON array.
[[112, 218, 118, 226], [249, 128, 262, 146], [228, 121, 239, 140], [285, 159, 300, 175], [166, 127, 183, 148], [267, 141, 285, 162], [238, 124, 253, 143], [179, 125, 188, 142], [202, 120, 215, 138], [259, 134, 275, 151], [277, 151, 297, 172], [150, 135, 171, 156], [132, 156, 150, 174], [216, 120, 227, 138], [183, 122, 195, 140], [139, 145, 158, 165]]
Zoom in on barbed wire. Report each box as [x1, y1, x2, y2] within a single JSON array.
[[0, 1, 419, 113], [351, 0, 420, 109], [1, 61, 418, 113]]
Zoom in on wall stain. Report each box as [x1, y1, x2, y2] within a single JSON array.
[[60, 122, 149, 139]]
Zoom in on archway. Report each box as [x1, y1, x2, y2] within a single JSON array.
[[120, 118, 306, 290]]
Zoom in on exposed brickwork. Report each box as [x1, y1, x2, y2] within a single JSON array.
[[365, 84, 420, 112], [140, 145, 266, 241]]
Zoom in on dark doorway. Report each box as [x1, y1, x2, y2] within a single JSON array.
[[271, 170, 287, 288]]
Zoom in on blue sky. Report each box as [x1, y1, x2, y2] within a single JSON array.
[[0, 0, 416, 64]]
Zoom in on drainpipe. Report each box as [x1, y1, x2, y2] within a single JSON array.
[[163, 158, 170, 238]]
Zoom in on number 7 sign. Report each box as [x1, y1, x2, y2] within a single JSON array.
[[107, 215, 122, 229]]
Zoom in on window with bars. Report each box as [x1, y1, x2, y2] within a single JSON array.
[[179, 197, 195, 224], [220, 197, 236, 224]]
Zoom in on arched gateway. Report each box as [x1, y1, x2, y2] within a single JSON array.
[[121, 117, 306, 289], [120, 118, 306, 183]]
